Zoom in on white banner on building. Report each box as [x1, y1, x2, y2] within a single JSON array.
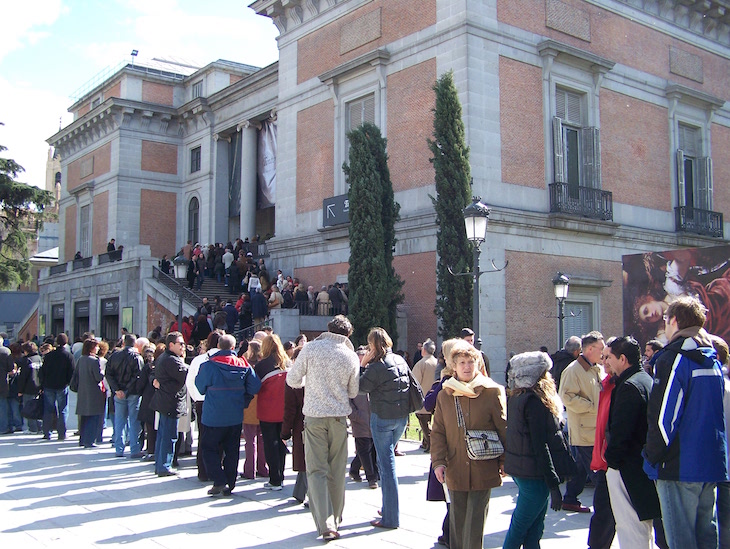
[[257, 120, 277, 209]]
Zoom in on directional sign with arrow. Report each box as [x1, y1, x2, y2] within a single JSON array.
[[322, 194, 350, 227]]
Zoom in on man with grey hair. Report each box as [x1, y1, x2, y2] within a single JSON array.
[[550, 335, 581, 390], [286, 315, 361, 542], [412, 338, 438, 451], [558, 331, 605, 513]]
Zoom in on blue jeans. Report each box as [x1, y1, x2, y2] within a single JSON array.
[[656, 479, 718, 549], [8, 396, 22, 430], [503, 477, 550, 549], [370, 412, 408, 528], [43, 388, 69, 439], [113, 394, 141, 456], [0, 396, 9, 433], [718, 481, 729, 549], [563, 445, 597, 504], [155, 414, 178, 474]]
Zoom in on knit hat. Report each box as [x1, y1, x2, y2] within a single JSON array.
[[508, 351, 552, 390]]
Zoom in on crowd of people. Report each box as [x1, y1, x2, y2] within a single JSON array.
[[1, 293, 728, 548]]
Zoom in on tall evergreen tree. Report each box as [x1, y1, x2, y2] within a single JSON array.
[[428, 71, 473, 338], [0, 133, 53, 289], [344, 123, 403, 346]]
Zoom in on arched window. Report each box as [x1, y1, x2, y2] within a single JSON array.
[[188, 197, 199, 245], [54, 172, 61, 185]]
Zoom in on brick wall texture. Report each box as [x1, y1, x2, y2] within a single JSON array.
[[497, 0, 728, 98], [64, 204, 77, 262], [141, 140, 178, 174], [92, 191, 109, 256], [711, 124, 730, 215], [505, 250, 623, 355], [77, 103, 90, 118], [140, 189, 177, 257], [18, 309, 39, 342], [67, 142, 111, 191], [297, 0, 437, 84], [147, 295, 175, 337], [500, 57, 545, 189], [387, 58, 437, 192], [104, 81, 122, 100], [142, 81, 174, 106], [230, 74, 243, 85], [297, 100, 334, 213], [393, 251, 438, 355], [600, 89, 672, 211]]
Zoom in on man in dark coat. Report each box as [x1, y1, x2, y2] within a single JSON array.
[[40, 333, 75, 441], [549, 335, 581, 390], [151, 332, 188, 476], [106, 334, 144, 457], [603, 336, 661, 548], [251, 288, 267, 326]]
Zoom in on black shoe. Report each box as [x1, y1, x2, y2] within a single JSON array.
[[222, 487, 232, 496], [349, 472, 362, 482], [437, 535, 450, 548], [157, 470, 179, 477], [207, 485, 225, 497]]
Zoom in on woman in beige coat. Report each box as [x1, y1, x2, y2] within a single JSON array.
[[431, 340, 507, 549]]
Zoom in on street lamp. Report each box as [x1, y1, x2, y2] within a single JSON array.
[[463, 197, 491, 342], [552, 272, 570, 347]]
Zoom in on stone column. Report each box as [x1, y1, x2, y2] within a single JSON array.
[[213, 133, 230, 244], [238, 121, 258, 241]]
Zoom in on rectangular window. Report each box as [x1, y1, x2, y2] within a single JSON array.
[[79, 205, 91, 258], [564, 301, 593, 339], [91, 97, 101, 108], [344, 94, 375, 165], [192, 81, 203, 99], [553, 88, 601, 190], [190, 146, 201, 173], [676, 123, 712, 211]]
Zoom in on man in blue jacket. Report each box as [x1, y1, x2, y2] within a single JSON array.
[[644, 296, 729, 549], [195, 333, 260, 496]]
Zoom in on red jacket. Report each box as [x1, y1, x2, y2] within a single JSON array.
[[590, 374, 616, 472], [254, 355, 287, 423]]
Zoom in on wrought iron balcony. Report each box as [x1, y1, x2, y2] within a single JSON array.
[[549, 183, 613, 221], [675, 206, 724, 238]]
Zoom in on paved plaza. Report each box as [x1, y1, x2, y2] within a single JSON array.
[[0, 414, 607, 548]]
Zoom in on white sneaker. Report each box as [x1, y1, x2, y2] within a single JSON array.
[[264, 483, 282, 491]]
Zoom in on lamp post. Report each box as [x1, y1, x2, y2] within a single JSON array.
[[462, 197, 491, 342], [552, 272, 570, 347]]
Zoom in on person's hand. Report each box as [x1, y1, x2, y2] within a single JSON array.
[[499, 464, 506, 477], [550, 487, 563, 511], [115, 390, 125, 399], [434, 465, 446, 484], [153, 379, 160, 389]]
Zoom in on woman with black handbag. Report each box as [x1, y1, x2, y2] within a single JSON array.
[[503, 351, 576, 549], [431, 339, 507, 549]]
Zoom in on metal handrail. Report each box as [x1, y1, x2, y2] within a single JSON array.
[[549, 182, 613, 221], [675, 206, 724, 238], [234, 318, 272, 343], [152, 266, 203, 310]]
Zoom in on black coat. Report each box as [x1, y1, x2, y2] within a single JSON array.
[[136, 363, 156, 424], [40, 347, 75, 390], [150, 351, 188, 418], [17, 354, 41, 395], [605, 364, 661, 521], [359, 351, 410, 420], [0, 349, 13, 397], [105, 347, 143, 395], [504, 391, 564, 488]]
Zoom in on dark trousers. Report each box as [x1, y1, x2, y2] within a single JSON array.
[[416, 413, 431, 449], [200, 423, 242, 490], [564, 445, 597, 504], [350, 437, 379, 482], [194, 401, 208, 479], [79, 415, 101, 447], [260, 421, 286, 486], [588, 470, 615, 549], [144, 422, 156, 454]]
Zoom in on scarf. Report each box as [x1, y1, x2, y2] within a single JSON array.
[[442, 372, 493, 398]]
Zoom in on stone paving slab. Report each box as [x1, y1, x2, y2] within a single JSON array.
[[0, 429, 614, 548]]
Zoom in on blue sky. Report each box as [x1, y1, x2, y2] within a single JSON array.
[[0, 0, 279, 190]]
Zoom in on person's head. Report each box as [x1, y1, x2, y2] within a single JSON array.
[[294, 334, 307, 347], [21, 341, 38, 355], [54, 333, 68, 348], [283, 341, 295, 358], [39, 343, 53, 356], [262, 326, 274, 335], [122, 334, 136, 348], [166, 331, 185, 356], [98, 340, 110, 358], [261, 334, 288, 369], [82, 339, 99, 356], [604, 336, 642, 376], [460, 327, 475, 346], [110, 238, 115, 245], [142, 343, 155, 363], [217, 334, 236, 351], [508, 351, 553, 390], [134, 337, 149, 354], [449, 340, 482, 382], [439, 338, 461, 378], [422, 338, 436, 357], [644, 339, 664, 361], [206, 329, 224, 351], [635, 294, 667, 325], [327, 315, 353, 337], [664, 296, 706, 340], [246, 339, 262, 363], [367, 327, 393, 362], [581, 331, 605, 364], [708, 334, 729, 367]]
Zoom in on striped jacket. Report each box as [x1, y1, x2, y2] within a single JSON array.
[[643, 326, 729, 482]]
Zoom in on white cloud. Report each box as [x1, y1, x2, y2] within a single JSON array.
[[0, 78, 72, 189], [0, 0, 66, 62]]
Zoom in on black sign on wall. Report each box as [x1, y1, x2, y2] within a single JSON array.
[[52, 304, 64, 319], [323, 194, 350, 227], [75, 301, 90, 317], [101, 298, 119, 316]]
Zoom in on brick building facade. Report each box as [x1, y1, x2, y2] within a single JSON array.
[[41, 0, 729, 380]]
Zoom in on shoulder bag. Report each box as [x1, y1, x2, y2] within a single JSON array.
[[454, 396, 503, 460], [406, 366, 424, 413]]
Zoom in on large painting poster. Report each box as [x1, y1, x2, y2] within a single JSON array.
[[622, 244, 730, 346]]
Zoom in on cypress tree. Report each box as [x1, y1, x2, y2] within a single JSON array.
[[344, 123, 403, 346], [428, 71, 473, 338]]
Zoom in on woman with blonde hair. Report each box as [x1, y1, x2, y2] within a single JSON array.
[[359, 327, 412, 529], [502, 351, 574, 549], [431, 340, 507, 549], [254, 334, 290, 490]]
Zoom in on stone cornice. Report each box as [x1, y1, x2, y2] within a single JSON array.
[[537, 39, 616, 74], [318, 48, 390, 84], [250, 0, 343, 35], [666, 82, 725, 111]]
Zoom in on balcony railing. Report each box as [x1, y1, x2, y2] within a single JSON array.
[[99, 249, 123, 264], [72, 257, 93, 270], [49, 263, 68, 275], [549, 183, 613, 221], [675, 206, 724, 238]]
